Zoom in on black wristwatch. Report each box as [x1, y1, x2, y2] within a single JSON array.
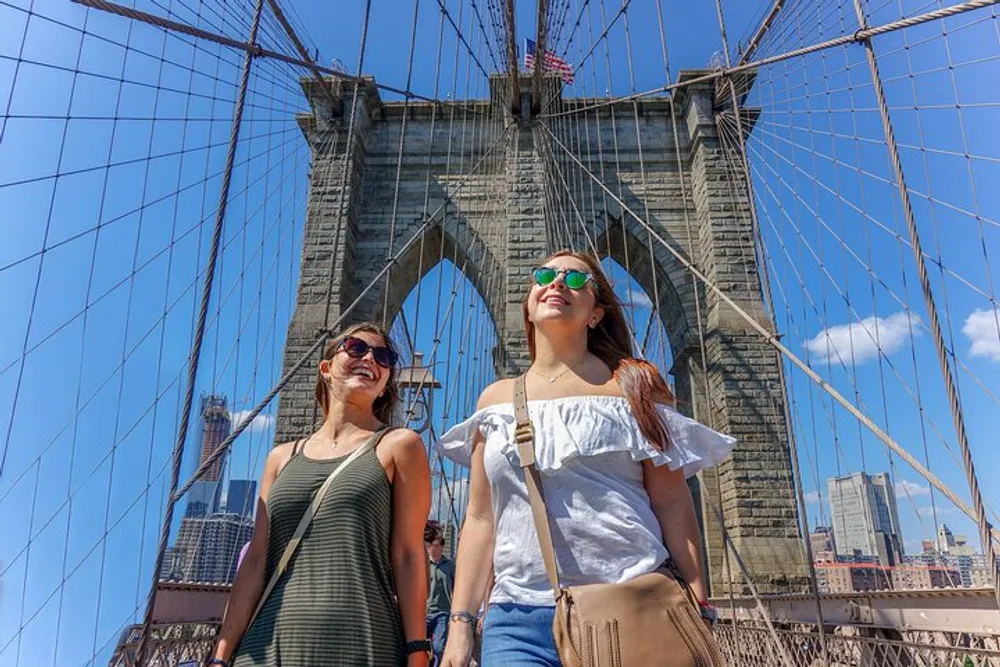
[[405, 639, 433, 656]]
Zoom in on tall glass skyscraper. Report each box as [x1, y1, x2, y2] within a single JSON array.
[[226, 479, 257, 517], [828, 471, 904, 565]]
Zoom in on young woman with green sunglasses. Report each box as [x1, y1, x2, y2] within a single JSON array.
[[437, 250, 735, 667]]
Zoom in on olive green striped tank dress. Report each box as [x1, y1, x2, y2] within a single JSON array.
[[232, 430, 405, 666]]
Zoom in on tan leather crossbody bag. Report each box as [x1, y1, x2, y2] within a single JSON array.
[[513, 376, 725, 667]]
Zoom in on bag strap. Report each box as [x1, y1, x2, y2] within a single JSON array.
[[247, 426, 394, 627], [513, 374, 562, 600]]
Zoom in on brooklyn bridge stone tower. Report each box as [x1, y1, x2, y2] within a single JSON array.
[[274, 71, 807, 594]]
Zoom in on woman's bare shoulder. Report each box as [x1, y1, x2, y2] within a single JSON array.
[[265, 440, 300, 477], [381, 427, 425, 454], [477, 378, 516, 410]]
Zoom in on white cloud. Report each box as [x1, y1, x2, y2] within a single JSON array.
[[803, 311, 920, 365], [962, 308, 1000, 362], [917, 505, 957, 517], [895, 479, 930, 498], [230, 410, 275, 433], [803, 490, 821, 504]]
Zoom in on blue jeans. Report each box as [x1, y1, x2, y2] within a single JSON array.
[[480, 603, 560, 666], [427, 611, 449, 659]]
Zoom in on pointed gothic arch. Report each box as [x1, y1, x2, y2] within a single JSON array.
[[377, 218, 504, 336], [594, 217, 699, 362], [600, 257, 675, 373]]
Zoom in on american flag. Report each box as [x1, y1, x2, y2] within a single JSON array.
[[524, 38, 575, 85]]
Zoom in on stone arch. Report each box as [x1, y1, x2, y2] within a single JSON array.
[[593, 217, 698, 362], [377, 218, 504, 339], [600, 257, 675, 372]]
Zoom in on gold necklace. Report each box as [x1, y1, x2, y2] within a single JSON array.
[[529, 365, 573, 384], [327, 426, 362, 456]]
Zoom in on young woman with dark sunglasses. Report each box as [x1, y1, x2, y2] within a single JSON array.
[[211, 322, 434, 667], [436, 251, 736, 667]]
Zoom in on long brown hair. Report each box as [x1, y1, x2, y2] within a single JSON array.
[[522, 250, 674, 450], [314, 322, 400, 425]]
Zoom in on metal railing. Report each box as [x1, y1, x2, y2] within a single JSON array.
[[716, 624, 1000, 667], [108, 623, 220, 667], [110, 617, 1000, 666]]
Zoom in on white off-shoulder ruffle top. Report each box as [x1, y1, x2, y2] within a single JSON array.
[[435, 395, 736, 606]]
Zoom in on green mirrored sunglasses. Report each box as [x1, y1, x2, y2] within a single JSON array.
[[532, 266, 593, 290]]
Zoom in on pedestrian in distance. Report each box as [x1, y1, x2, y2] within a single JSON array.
[[425, 520, 457, 662]]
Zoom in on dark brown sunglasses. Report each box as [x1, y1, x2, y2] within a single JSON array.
[[337, 336, 398, 369]]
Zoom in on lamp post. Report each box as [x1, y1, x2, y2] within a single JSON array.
[[396, 352, 465, 539], [395, 352, 441, 433]]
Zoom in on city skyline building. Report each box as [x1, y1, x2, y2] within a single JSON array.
[[906, 551, 998, 588], [159, 393, 250, 586], [185, 394, 232, 518], [442, 521, 457, 560], [225, 479, 257, 517], [199, 394, 232, 481], [161, 514, 253, 584], [936, 523, 976, 557], [938, 524, 955, 554], [828, 471, 904, 565], [810, 526, 834, 562]]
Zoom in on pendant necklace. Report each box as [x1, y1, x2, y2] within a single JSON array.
[[328, 426, 359, 456], [529, 366, 573, 384]]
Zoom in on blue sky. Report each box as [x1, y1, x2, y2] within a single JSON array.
[[738, 1, 1000, 556], [1, 0, 999, 665]]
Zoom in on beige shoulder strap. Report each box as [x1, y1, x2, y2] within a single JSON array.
[[247, 426, 394, 627], [513, 375, 562, 600]]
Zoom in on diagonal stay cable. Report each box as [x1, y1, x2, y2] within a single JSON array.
[[539, 0, 1000, 119], [71, 0, 443, 104], [0, 128, 303, 385], [436, 0, 492, 81], [713, 3, 821, 656], [745, 117, 1000, 308], [739, 0, 787, 66], [537, 120, 1000, 546], [739, 130, 980, 474], [740, 112, 1000, 415]]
